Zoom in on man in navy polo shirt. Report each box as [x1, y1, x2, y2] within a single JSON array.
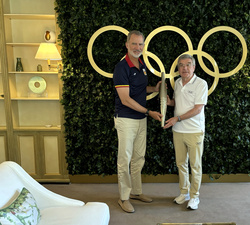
[[113, 30, 162, 213]]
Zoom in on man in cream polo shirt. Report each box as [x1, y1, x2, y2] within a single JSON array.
[[164, 54, 208, 210]]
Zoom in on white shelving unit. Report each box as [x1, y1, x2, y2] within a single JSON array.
[[0, 0, 69, 182]]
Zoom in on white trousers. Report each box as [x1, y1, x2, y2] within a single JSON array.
[[114, 117, 147, 200], [173, 131, 204, 198]]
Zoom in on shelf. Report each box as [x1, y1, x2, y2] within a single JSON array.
[[4, 14, 55, 20], [0, 0, 68, 181], [8, 71, 58, 74], [11, 97, 59, 101], [0, 127, 7, 131], [6, 43, 40, 47], [13, 126, 61, 131]]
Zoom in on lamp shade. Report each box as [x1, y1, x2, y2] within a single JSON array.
[[35, 43, 61, 60]]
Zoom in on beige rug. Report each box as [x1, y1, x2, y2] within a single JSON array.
[[158, 223, 236, 225]]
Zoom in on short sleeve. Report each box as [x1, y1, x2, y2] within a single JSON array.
[[195, 80, 208, 105], [113, 62, 129, 89]]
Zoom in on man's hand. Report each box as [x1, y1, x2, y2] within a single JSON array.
[[154, 81, 161, 92], [147, 81, 167, 93], [149, 111, 163, 122], [167, 95, 175, 106], [163, 117, 178, 129]]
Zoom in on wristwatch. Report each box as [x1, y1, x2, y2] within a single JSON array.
[[145, 109, 150, 116], [177, 116, 181, 122]]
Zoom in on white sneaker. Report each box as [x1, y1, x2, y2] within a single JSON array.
[[174, 193, 190, 204], [187, 197, 200, 210]]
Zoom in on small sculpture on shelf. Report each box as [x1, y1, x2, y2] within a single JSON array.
[[37, 64, 42, 72], [44, 31, 56, 43], [16, 58, 23, 72], [28, 76, 48, 98]]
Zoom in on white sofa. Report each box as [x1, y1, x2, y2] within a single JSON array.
[[0, 161, 110, 225]]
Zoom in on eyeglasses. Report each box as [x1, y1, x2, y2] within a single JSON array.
[[178, 63, 193, 68]]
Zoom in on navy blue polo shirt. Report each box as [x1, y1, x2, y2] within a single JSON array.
[[113, 54, 148, 119]]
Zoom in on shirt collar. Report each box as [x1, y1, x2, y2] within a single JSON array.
[[178, 74, 197, 85], [189, 74, 197, 84], [125, 53, 144, 68]]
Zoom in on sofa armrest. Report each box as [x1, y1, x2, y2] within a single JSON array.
[[39, 202, 110, 225], [0, 161, 84, 210]]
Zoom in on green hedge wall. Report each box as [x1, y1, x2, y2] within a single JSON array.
[[55, 0, 249, 175]]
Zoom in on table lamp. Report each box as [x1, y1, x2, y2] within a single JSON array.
[[35, 43, 62, 71]]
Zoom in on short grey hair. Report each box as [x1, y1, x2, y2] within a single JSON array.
[[178, 54, 196, 66], [127, 30, 145, 42]]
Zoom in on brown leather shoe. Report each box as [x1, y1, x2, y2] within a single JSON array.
[[130, 194, 153, 203], [118, 199, 135, 213]]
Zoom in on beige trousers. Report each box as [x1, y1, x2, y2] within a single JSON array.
[[114, 117, 147, 200], [173, 131, 204, 198]]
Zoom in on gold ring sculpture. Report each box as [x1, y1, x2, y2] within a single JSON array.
[[87, 25, 248, 99]]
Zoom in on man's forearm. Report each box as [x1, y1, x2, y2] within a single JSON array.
[[146, 86, 158, 93], [121, 97, 148, 114], [178, 104, 204, 121]]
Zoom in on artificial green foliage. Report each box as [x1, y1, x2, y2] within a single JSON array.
[[55, 0, 249, 175]]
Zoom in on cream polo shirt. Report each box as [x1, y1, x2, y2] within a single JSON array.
[[173, 74, 208, 133]]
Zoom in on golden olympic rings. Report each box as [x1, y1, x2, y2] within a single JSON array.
[[87, 25, 247, 98], [197, 26, 248, 79], [87, 25, 129, 78]]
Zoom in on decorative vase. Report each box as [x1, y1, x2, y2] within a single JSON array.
[[37, 64, 42, 72], [16, 58, 23, 72], [44, 30, 56, 42]]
